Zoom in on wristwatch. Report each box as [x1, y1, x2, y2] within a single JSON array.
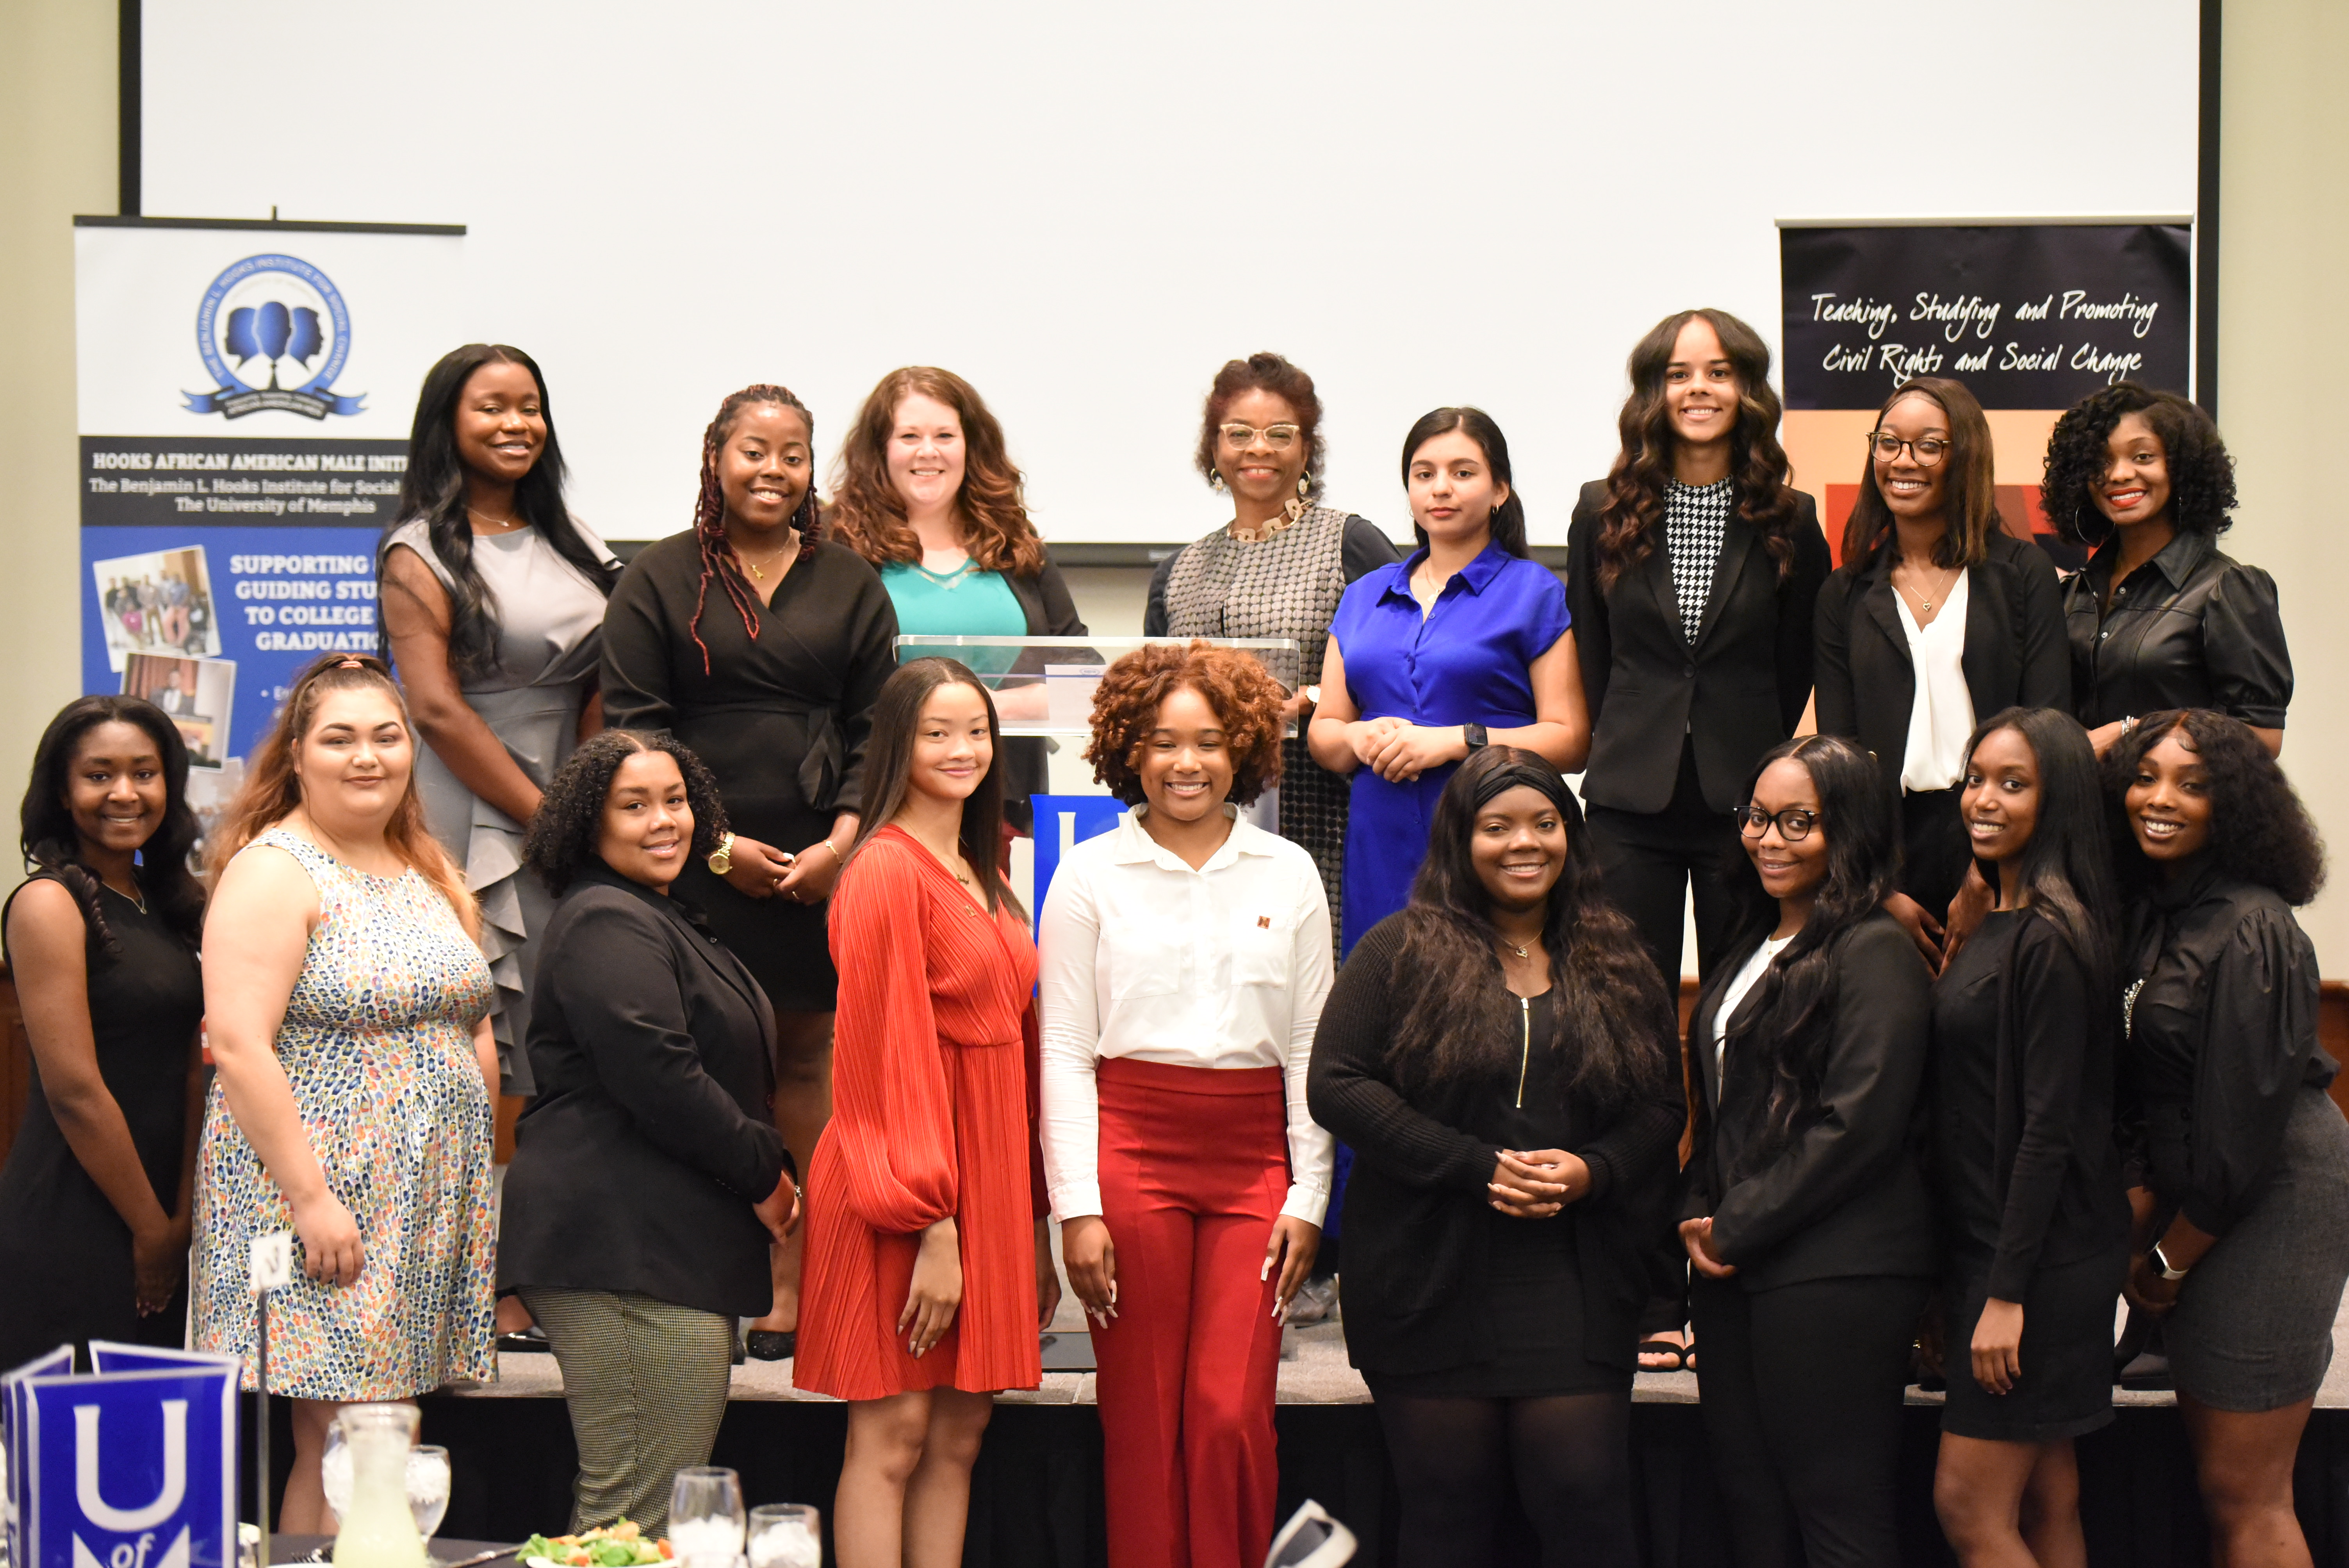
[[707, 832, 736, 877], [1463, 722, 1490, 752], [1299, 684, 1322, 709], [2150, 1241, 2188, 1281]]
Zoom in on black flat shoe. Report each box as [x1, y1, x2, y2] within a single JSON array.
[[497, 1327, 551, 1354], [745, 1330, 796, 1361]]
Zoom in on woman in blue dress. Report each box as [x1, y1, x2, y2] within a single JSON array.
[[1309, 407, 1590, 953]]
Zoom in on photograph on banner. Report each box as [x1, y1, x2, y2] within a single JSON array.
[[123, 653, 236, 768], [75, 219, 462, 765], [1778, 221, 2192, 566], [90, 544, 221, 670]]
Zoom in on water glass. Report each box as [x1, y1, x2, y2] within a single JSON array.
[[747, 1504, 820, 1568], [408, 1445, 451, 1537], [668, 1466, 745, 1568], [321, 1421, 353, 1522]]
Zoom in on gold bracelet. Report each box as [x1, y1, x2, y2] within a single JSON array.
[[819, 839, 842, 864]]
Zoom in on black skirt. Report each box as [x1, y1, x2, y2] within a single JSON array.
[[1365, 1209, 1631, 1400], [1940, 1244, 2126, 1442]]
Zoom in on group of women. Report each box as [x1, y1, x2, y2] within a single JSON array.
[[0, 304, 2333, 1568]]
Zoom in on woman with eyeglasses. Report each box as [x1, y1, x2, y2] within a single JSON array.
[[1679, 735, 1937, 1568], [1146, 353, 1401, 942], [1813, 376, 2069, 962], [2107, 710, 2348, 1568], [2042, 384, 2289, 759]]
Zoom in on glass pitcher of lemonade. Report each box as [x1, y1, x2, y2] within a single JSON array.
[[331, 1404, 428, 1568]]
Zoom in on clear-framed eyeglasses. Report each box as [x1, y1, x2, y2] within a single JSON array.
[[1220, 422, 1301, 451]]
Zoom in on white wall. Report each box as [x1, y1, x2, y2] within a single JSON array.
[[138, 0, 2197, 547]]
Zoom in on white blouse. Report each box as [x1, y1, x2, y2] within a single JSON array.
[[1713, 933, 1791, 1084], [1895, 568, 1976, 793], [1036, 807, 1337, 1225]]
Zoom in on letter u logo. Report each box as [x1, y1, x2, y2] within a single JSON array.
[[73, 1401, 187, 1532]]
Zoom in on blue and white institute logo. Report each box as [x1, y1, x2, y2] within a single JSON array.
[[182, 253, 365, 421]]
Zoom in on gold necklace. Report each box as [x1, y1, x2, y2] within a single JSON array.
[[104, 877, 148, 915], [1899, 558, 1960, 616], [466, 506, 524, 533], [733, 534, 798, 580]]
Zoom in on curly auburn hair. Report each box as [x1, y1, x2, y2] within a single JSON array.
[[522, 729, 729, 898], [2042, 382, 2239, 546], [1194, 353, 1325, 500], [826, 367, 1046, 578], [2103, 709, 2324, 906], [1084, 641, 1286, 807], [1595, 308, 1802, 594], [685, 384, 820, 674]]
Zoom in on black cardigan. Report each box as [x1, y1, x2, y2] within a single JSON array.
[[1681, 913, 1939, 1290], [1306, 916, 1684, 1374], [1566, 481, 1832, 813], [1813, 529, 2070, 798], [498, 864, 792, 1317], [1930, 911, 2129, 1301]]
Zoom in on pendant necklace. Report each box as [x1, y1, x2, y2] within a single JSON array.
[[735, 535, 797, 581]]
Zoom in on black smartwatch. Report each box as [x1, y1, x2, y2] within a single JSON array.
[[1463, 722, 1489, 752]]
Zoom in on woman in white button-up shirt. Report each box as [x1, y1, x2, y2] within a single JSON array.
[[1038, 641, 1335, 1568]]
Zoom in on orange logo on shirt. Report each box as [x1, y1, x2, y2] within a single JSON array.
[[1256, 915, 1271, 928]]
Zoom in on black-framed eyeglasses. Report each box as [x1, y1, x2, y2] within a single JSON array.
[[1220, 422, 1301, 451], [1736, 805, 1818, 842], [1867, 433, 1950, 467]]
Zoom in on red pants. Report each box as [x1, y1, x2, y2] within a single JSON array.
[[1092, 1057, 1291, 1568]]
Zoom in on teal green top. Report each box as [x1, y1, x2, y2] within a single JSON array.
[[878, 559, 1028, 676]]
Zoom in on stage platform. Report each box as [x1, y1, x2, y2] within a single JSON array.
[[232, 1303, 2349, 1568]]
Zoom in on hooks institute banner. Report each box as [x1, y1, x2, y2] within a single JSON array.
[[1776, 219, 2193, 564], [73, 219, 465, 811]]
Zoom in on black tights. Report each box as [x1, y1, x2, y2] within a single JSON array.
[[1376, 1391, 1636, 1568]]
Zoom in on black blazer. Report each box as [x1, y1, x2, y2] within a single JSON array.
[[1680, 913, 1938, 1290], [1813, 530, 2070, 798], [1566, 482, 1832, 813], [498, 863, 791, 1317], [1307, 916, 1684, 1375]]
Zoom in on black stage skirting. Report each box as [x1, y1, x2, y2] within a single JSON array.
[[239, 1392, 2349, 1568]]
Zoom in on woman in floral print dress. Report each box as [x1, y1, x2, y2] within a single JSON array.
[[193, 654, 497, 1532]]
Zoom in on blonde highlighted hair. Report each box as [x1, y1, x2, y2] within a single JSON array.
[[207, 652, 476, 934]]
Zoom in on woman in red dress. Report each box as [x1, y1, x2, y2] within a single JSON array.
[[796, 656, 1058, 1568]]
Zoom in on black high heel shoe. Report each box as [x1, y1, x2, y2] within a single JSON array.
[[745, 1330, 796, 1361]]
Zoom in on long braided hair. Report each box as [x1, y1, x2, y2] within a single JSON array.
[[687, 384, 820, 673]]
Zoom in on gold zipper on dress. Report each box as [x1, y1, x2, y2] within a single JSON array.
[[1515, 995, 1531, 1109]]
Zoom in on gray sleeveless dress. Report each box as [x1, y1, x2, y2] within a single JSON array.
[[384, 517, 616, 1095], [1160, 505, 1362, 943]]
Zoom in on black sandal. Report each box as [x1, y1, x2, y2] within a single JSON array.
[[1636, 1336, 1687, 1372]]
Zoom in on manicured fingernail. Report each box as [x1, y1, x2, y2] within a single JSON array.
[[1261, 1258, 1272, 1281]]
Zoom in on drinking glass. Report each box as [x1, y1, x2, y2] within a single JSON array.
[[747, 1504, 821, 1568], [321, 1420, 353, 1522], [668, 1467, 745, 1568], [407, 1446, 451, 1538]]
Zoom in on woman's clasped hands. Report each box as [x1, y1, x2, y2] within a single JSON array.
[[1489, 1148, 1589, 1219]]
